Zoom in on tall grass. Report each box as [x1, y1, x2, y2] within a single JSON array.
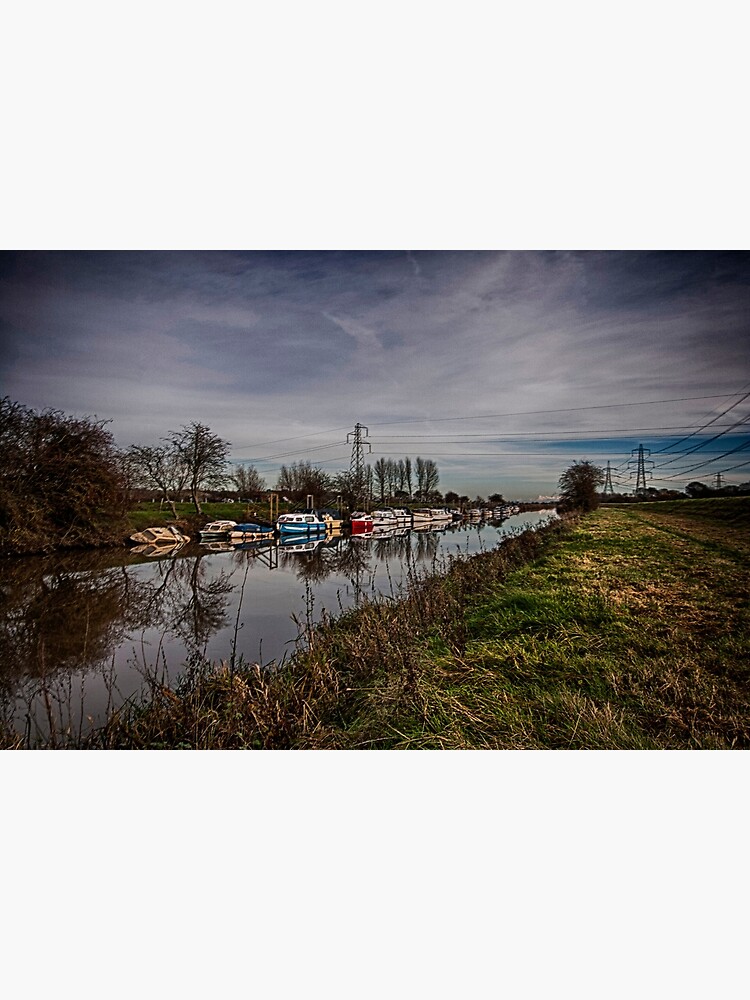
[[80, 519, 570, 749]]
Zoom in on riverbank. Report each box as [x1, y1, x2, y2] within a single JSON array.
[[6, 498, 747, 749]]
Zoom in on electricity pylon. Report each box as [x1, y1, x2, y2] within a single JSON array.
[[603, 461, 615, 495], [347, 422, 371, 509], [628, 444, 654, 495]]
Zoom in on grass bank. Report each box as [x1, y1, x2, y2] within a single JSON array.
[[10, 498, 748, 749]]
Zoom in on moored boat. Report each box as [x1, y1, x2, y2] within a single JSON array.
[[316, 508, 344, 530], [350, 512, 374, 534], [199, 519, 237, 541], [410, 508, 434, 525], [277, 513, 328, 535], [130, 525, 191, 545], [390, 507, 411, 524], [371, 509, 400, 528], [429, 508, 452, 522]]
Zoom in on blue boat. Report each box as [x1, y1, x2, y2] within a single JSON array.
[[276, 513, 328, 536]]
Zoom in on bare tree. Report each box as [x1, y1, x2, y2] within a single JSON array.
[[230, 464, 266, 496], [404, 457, 413, 498], [415, 456, 439, 497], [277, 460, 332, 498], [126, 443, 189, 517], [373, 458, 389, 502], [169, 422, 230, 515]]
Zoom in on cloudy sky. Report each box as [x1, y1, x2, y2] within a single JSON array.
[[1, 250, 748, 498]]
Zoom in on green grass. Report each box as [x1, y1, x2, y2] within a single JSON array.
[[126, 501, 280, 534]]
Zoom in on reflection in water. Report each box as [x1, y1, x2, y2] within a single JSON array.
[[0, 513, 556, 743], [0, 547, 235, 743]]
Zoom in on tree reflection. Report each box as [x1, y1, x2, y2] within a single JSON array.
[[0, 551, 154, 684], [0, 546, 236, 742], [161, 554, 233, 657]]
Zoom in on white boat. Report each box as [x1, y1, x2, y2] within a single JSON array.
[[411, 508, 434, 524], [390, 508, 411, 524], [371, 509, 400, 528], [130, 525, 191, 545], [429, 508, 452, 522], [199, 520, 237, 541]]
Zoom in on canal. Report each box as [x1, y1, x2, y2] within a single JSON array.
[[1, 511, 555, 744]]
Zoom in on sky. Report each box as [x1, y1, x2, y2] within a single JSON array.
[[1, 250, 749, 500]]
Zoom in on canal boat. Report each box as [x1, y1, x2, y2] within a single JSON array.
[[277, 513, 328, 536], [350, 512, 374, 534], [129, 525, 191, 545], [411, 508, 434, 525], [199, 519, 237, 541]]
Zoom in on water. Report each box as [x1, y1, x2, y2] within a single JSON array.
[[0, 511, 556, 743]]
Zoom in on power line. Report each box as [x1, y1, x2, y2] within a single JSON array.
[[373, 424, 740, 440], [652, 411, 750, 469], [231, 423, 353, 451], [655, 435, 750, 480], [367, 393, 744, 428], [651, 385, 750, 454]]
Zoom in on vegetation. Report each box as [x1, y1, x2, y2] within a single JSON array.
[[0, 397, 128, 555], [558, 459, 604, 512], [15, 496, 743, 750], [230, 463, 266, 496]]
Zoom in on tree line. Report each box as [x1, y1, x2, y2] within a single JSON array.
[[0, 398, 452, 552]]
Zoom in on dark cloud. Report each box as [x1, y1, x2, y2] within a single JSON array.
[[1, 250, 747, 496]]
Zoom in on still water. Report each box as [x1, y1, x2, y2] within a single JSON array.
[[0, 511, 555, 742]]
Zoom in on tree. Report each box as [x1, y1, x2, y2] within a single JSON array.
[[230, 464, 266, 497], [415, 456, 439, 497], [0, 397, 128, 553], [558, 460, 604, 512], [404, 457, 413, 498], [373, 457, 389, 502], [126, 442, 189, 517], [488, 492, 505, 505], [685, 481, 711, 498], [277, 460, 332, 499], [169, 422, 230, 514]]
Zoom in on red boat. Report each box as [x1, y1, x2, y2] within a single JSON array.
[[350, 512, 374, 534]]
